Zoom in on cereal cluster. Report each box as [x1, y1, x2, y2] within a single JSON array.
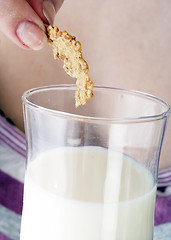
[[46, 25, 94, 107]]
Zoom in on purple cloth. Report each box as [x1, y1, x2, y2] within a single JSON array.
[[0, 170, 23, 215], [155, 195, 171, 226], [0, 232, 13, 240]]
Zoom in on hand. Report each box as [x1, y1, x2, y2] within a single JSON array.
[[0, 0, 64, 50]]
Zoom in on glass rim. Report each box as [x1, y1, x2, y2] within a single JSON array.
[[22, 84, 171, 124]]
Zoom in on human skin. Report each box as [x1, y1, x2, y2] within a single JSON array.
[[0, 0, 170, 169], [0, 0, 63, 49]]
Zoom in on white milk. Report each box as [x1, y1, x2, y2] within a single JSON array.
[[20, 146, 156, 240]]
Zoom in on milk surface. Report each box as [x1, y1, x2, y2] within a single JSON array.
[[20, 146, 156, 240]]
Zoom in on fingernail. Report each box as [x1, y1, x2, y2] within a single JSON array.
[[16, 21, 46, 50], [43, 0, 56, 25]]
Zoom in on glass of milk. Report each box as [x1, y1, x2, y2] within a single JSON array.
[[21, 85, 170, 240]]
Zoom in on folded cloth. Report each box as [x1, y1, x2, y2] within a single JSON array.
[[0, 114, 170, 239]]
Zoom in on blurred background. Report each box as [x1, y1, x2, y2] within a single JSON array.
[[0, 0, 171, 169]]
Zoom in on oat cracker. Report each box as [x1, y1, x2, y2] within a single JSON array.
[[45, 24, 94, 107]]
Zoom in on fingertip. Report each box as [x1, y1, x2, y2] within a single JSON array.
[[43, 1, 56, 25], [43, 0, 64, 24], [54, 0, 64, 12]]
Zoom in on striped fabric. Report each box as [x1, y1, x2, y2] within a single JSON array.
[[0, 115, 171, 240], [158, 169, 171, 190], [0, 115, 25, 240]]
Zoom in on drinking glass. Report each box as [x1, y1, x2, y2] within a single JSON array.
[[20, 85, 170, 240]]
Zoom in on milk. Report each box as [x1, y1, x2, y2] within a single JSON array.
[[20, 146, 156, 240]]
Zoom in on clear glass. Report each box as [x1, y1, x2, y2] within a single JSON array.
[[20, 85, 170, 240]]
